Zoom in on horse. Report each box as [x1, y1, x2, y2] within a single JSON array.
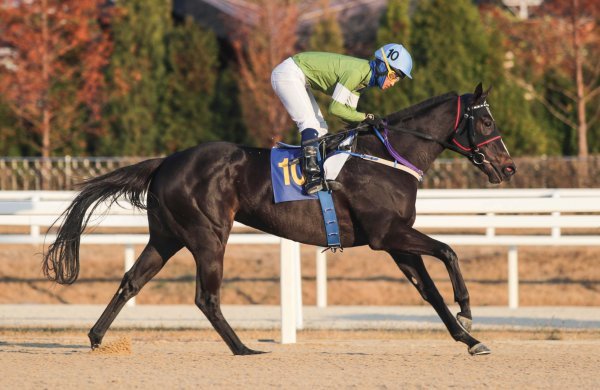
[[43, 83, 516, 356]]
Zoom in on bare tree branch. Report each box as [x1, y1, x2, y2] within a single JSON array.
[[508, 74, 578, 130]]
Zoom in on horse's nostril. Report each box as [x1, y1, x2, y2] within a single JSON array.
[[503, 165, 516, 176]]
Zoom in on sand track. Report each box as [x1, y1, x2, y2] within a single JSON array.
[[1, 329, 599, 388]]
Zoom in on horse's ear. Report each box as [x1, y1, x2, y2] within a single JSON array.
[[484, 85, 493, 98], [474, 82, 483, 99], [473, 82, 491, 103]]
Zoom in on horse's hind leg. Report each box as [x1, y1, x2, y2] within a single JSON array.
[[88, 239, 182, 349], [190, 242, 265, 355], [390, 252, 490, 355]]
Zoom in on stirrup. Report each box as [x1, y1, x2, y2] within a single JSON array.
[[304, 179, 323, 195]]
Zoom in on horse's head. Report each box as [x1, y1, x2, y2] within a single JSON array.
[[451, 83, 516, 184]]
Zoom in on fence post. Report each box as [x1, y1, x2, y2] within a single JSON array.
[[280, 238, 297, 344], [125, 244, 136, 307], [552, 191, 561, 238], [293, 241, 303, 330], [31, 194, 40, 239], [316, 248, 327, 308], [508, 245, 519, 309], [486, 212, 495, 238], [64, 155, 72, 190]]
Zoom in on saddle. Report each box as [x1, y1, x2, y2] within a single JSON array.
[[287, 131, 357, 165], [276, 130, 358, 191]]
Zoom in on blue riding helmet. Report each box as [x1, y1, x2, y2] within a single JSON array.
[[374, 43, 413, 80]]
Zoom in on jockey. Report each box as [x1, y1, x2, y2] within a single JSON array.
[[271, 43, 413, 195]]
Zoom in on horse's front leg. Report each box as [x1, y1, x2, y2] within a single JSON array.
[[372, 224, 473, 330], [390, 251, 490, 355]]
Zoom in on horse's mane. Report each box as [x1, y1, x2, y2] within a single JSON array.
[[386, 92, 458, 123]]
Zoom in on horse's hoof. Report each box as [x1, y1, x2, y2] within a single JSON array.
[[457, 314, 473, 333], [236, 348, 268, 356], [90, 343, 100, 350], [468, 343, 491, 356]]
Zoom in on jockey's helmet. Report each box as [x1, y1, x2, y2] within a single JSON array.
[[374, 43, 413, 80]]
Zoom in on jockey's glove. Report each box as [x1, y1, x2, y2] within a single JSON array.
[[363, 113, 384, 129]]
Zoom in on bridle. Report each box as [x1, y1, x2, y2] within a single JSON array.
[[450, 97, 502, 165], [382, 95, 502, 165]]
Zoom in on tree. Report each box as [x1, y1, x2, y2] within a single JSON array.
[[489, 0, 600, 156], [408, 0, 550, 156], [307, 1, 345, 53], [0, 0, 112, 157], [231, 0, 299, 146], [411, 0, 489, 100], [0, 99, 29, 155], [99, 0, 170, 156], [212, 63, 250, 145], [160, 17, 219, 152], [306, 0, 346, 134], [479, 11, 554, 156]]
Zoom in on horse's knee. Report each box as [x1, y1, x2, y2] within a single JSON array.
[[117, 272, 140, 299], [435, 243, 458, 263], [195, 292, 220, 315]]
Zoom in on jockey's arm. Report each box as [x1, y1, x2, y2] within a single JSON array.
[[328, 70, 368, 124]]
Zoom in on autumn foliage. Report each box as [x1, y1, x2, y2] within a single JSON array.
[[0, 0, 598, 158], [0, 0, 112, 157], [231, 0, 299, 146], [485, 0, 600, 156]]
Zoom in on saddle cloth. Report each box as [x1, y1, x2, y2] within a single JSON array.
[[270, 133, 355, 203]]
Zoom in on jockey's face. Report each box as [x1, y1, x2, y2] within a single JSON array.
[[382, 74, 400, 90]]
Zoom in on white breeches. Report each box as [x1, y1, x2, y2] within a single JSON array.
[[271, 57, 328, 136]]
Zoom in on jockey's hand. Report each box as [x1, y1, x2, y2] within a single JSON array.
[[363, 113, 384, 129]]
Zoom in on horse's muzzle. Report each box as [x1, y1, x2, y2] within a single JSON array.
[[502, 163, 517, 179]]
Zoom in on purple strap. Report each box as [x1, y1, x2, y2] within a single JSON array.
[[376, 127, 423, 176]]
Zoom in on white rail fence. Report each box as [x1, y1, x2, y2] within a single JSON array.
[[1, 189, 600, 343], [415, 189, 600, 310], [0, 191, 306, 343]]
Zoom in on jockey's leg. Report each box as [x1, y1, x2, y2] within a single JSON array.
[[271, 58, 324, 135], [301, 128, 323, 194], [271, 58, 327, 194], [306, 86, 329, 136]]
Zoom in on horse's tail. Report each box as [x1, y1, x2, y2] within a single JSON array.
[[42, 157, 165, 285]]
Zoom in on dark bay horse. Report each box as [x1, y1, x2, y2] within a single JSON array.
[[43, 83, 516, 356]]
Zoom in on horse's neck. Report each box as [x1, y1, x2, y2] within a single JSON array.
[[358, 133, 444, 173], [358, 104, 455, 173]]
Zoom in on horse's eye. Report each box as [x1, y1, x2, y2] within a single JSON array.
[[480, 119, 494, 135]]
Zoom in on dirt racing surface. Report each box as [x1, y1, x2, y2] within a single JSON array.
[[1, 329, 599, 389], [1, 243, 599, 388]]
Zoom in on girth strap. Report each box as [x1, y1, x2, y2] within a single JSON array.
[[317, 190, 342, 249], [313, 145, 342, 250]]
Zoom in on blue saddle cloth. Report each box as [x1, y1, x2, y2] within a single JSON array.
[[270, 147, 317, 203], [270, 144, 342, 249]]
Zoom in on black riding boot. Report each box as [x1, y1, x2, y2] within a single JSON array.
[[301, 128, 323, 195]]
